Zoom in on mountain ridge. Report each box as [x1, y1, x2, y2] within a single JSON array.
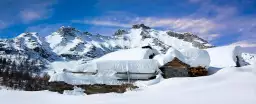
[[0, 24, 215, 71]]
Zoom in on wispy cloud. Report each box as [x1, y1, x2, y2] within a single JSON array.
[[0, 20, 8, 29], [135, 17, 219, 40], [20, 10, 44, 23], [188, 0, 204, 3], [73, 20, 131, 28], [232, 41, 256, 48], [0, 0, 56, 27], [73, 14, 220, 41], [74, 0, 256, 49], [20, 9, 49, 23], [19, 1, 55, 23], [231, 40, 256, 53]]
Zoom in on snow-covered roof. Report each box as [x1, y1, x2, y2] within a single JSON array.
[[76, 59, 159, 74], [206, 45, 242, 68], [181, 48, 210, 68], [94, 48, 159, 61], [95, 60, 159, 73], [153, 47, 210, 68], [153, 47, 185, 67]]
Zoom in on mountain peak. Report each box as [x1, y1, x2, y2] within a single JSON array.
[[132, 24, 151, 29], [56, 26, 80, 37], [17, 32, 39, 38], [113, 29, 128, 37]]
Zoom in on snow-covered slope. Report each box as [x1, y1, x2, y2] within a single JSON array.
[[206, 45, 248, 68], [1, 65, 256, 104]]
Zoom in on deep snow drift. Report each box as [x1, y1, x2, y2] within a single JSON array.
[[1, 65, 256, 104], [206, 45, 245, 68]]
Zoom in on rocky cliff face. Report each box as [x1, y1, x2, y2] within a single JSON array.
[[166, 31, 214, 49]]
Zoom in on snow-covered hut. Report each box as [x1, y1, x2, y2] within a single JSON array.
[[94, 60, 159, 80], [181, 48, 210, 76], [154, 47, 211, 78], [93, 47, 160, 80], [75, 47, 160, 80], [153, 48, 189, 78]]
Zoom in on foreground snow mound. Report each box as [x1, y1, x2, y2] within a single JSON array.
[[1, 65, 256, 104], [206, 45, 244, 68], [95, 48, 159, 61]]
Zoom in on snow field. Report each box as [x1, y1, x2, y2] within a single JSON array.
[[1, 65, 256, 104]]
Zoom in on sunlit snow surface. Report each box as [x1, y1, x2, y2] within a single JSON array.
[[1, 65, 256, 104]]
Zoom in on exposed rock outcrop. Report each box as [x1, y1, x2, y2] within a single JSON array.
[[132, 24, 151, 29]]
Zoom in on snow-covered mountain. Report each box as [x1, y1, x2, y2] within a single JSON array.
[[2, 24, 252, 71], [45, 26, 120, 60], [112, 24, 214, 53], [44, 24, 214, 61], [0, 32, 58, 65]]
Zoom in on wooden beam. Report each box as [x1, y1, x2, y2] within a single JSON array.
[[63, 69, 98, 75]]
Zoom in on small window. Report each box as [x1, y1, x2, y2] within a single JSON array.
[[142, 46, 152, 49], [149, 53, 155, 59]]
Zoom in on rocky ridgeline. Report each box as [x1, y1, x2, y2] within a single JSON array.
[[57, 26, 79, 37], [132, 24, 151, 29], [166, 31, 214, 49]]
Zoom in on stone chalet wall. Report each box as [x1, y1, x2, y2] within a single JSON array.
[[160, 58, 189, 78], [159, 57, 209, 78]]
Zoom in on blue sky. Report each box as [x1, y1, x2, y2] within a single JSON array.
[[0, 0, 255, 53]]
